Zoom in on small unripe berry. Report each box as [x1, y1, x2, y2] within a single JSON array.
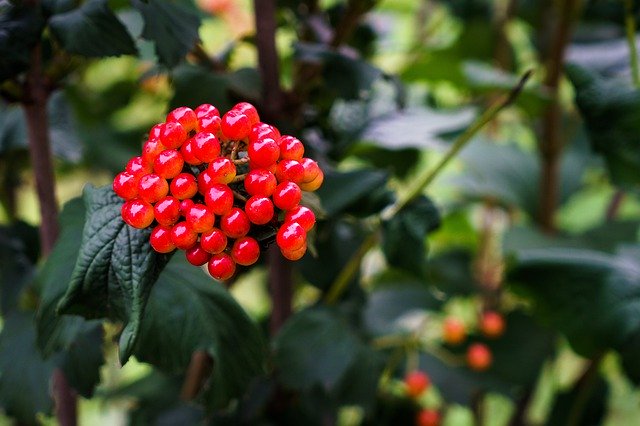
[[467, 343, 492, 371], [404, 371, 430, 398], [443, 317, 466, 345], [121, 199, 154, 229]]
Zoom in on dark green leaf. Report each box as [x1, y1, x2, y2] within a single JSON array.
[[429, 249, 478, 296], [49, 0, 137, 57], [133, 0, 201, 67], [57, 185, 171, 364], [169, 64, 231, 111], [133, 256, 267, 409], [0, 3, 44, 81], [334, 346, 385, 415], [0, 222, 36, 314], [315, 169, 388, 216], [546, 376, 608, 426], [382, 196, 440, 278]]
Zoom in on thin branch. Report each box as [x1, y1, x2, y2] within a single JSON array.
[[624, 0, 640, 87], [180, 351, 214, 400], [330, 0, 376, 48], [567, 353, 604, 426], [267, 245, 293, 334]]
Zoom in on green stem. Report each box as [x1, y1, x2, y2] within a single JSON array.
[[625, 0, 640, 87]]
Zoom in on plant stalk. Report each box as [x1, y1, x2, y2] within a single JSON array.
[[624, 0, 640, 87]]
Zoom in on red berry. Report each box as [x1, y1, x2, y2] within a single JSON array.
[[170, 173, 198, 200], [300, 158, 321, 183], [467, 343, 492, 371], [273, 182, 302, 211], [245, 196, 275, 225], [279, 136, 304, 160], [275, 159, 304, 183], [480, 311, 506, 339], [171, 221, 198, 250], [249, 122, 279, 144], [416, 409, 440, 426], [126, 156, 152, 178], [281, 242, 307, 261], [153, 149, 184, 179], [195, 103, 220, 119], [284, 205, 315, 231], [207, 253, 236, 281], [149, 123, 164, 139], [199, 113, 222, 136], [142, 139, 165, 166], [220, 207, 250, 238], [186, 203, 215, 233], [153, 196, 181, 226], [249, 137, 280, 168], [180, 199, 195, 216], [113, 171, 139, 200], [167, 107, 197, 132], [160, 121, 187, 149], [299, 169, 324, 192], [276, 221, 306, 251], [150, 225, 176, 253], [221, 109, 251, 140], [121, 199, 154, 229], [138, 174, 169, 204], [197, 169, 214, 194], [404, 371, 430, 398], [204, 184, 234, 215], [443, 317, 466, 345], [244, 169, 277, 196], [232, 102, 260, 125], [192, 132, 221, 162], [208, 157, 236, 184], [180, 138, 203, 165], [200, 228, 227, 254], [185, 243, 212, 266], [231, 236, 260, 266]]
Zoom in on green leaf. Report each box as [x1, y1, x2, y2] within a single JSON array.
[[0, 222, 36, 314], [57, 185, 171, 364], [567, 64, 640, 187], [132, 256, 267, 409], [133, 0, 201, 67], [382, 196, 440, 278], [0, 2, 44, 81], [274, 307, 361, 390], [333, 346, 385, 415], [429, 249, 478, 296], [546, 376, 608, 426], [169, 64, 232, 111], [315, 169, 389, 216], [0, 311, 56, 424], [49, 0, 137, 57]]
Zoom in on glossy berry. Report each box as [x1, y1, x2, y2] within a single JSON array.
[[404, 371, 430, 398], [467, 343, 492, 371], [249, 137, 279, 168], [275, 159, 304, 183], [186, 243, 212, 266], [279, 136, 304, 160], [149, 123, 164, 139], [186, 203, 215, 233], [138, 174, 169, 204], [150, 225, 176, 253], [200, 228, 227, 254], [192, 132, 221, 162], [208, 253, 236, 281], [416, 409, 440, 426], [180, 199, 195, 216], [122, 199, 154, 229], [113, 171, 139, 200], [281, 243, 307, 261], [300, 158, 321, 183], [153, 149, 184, 179], [170, 173, 198, 200], [480, 311, 506, 339], [208, 157, 236, 184], [284, 206, 315, 231], [167, 107, 197, 132], [276, 221, 306, 251], [233, 102, 259, 125], [273, 182, 302, 211], [231, 236, 260, 266], [245, 196, 274, 225], [221, 109, 251, 140], [199, 113, 222, 136], [220, 207, 250, 238], [126, 156, 152, 178], [180, 138, 203, 165], [197, 169, 214, 194], [142, 139, 165, 166], [171, 221, 198, 250], [205, 184, 234, 215], [244, 169, 277, 197], [299, 169, 324, 192], [195, 103, 219, 119], [153, 196, 181, 226], [249, 122, 279, 144], [443, 317, 466, 345], [160, 121, 187, 149]]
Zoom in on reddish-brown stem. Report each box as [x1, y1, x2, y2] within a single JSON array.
[[330, 0, 375, 48], [51, 369, 76, 426], [605, 190, 625, 221], [267, 246, 293, 334], [180, 351, 214, 400]]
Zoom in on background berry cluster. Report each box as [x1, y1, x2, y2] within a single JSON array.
[[113, 102, 323, 281]]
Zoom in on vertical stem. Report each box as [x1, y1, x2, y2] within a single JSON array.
[[51, 370, 77, 426], [493, 0, 518, 70], [267, 246, 293, 334], [538, 0, 580, 233], [624, 0, 640, 87]]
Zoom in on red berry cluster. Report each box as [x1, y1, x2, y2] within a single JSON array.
[[113, 102, 323, 281]]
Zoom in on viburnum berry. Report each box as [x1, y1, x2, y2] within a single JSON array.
[[195, 103, 219, 119], [113, 171, 139, 200], [281, 242, 307, 261], [279, 136, 304, 160], [248, 137, 279, 168], [276, 221, 306, 252], [284, 205, 315, 231], [205, 183, 234, 215], [208, 253, 236, 281], [160, 121, 187, 149], [443, 317, 466, 345], [208, 157, 236, 184], [154, 196, 181, 226], [154, 149, 184, 179], [275, 159, 304, 183], [233, 102, 260, 126], [221, 109, 251, 140], [220, 207, 250, 238], [199, 113, 222, 136], [249, 122, 279, 144], [200, 227, 227, 254], [245, 196, 274, 225], [180, 138, 203, 165], [142, 139, 165, 166], [467, 343, 492, 371], [122, 199, 154, 229], [480, 311, 506, 339], [138, 174, 169, 204], [244, 169, 277, 197], [171, 221, 198, 250], [170, 173, 198, 200], [180, 199, 195, 216], [167, 106, 198, 132], [231, 236, 260, 266], [185, 243, 212, 266], [416, 409, 441, 426], [273, 181, 302, 211], [150, 225, 176, 253], [192, 132, 221, 162], [126, 156, 152, 178], [149, 123, 164, 140], [186, 203, 215, 233], [198, 169, 214, 193], [404, 371, 430, 398], [300, 158, 321, 183], [299, 169, 324, 192]]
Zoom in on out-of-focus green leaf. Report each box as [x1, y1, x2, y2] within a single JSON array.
[[315, 169, 388, 217], [0, 2, 44, 81], [169, 64, 231, 111], [0, 222, 37, 314], [546, 376, 609, 426], [429, 249, 478, 296]]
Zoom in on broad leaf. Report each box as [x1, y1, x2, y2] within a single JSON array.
[[315, 169, 389, 216], [49, 0, 137, 57], [0, 222, 37, 314], [0, 2, 44, 81], [57, 185, 171, 363], [169, 64, 232, 111]]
